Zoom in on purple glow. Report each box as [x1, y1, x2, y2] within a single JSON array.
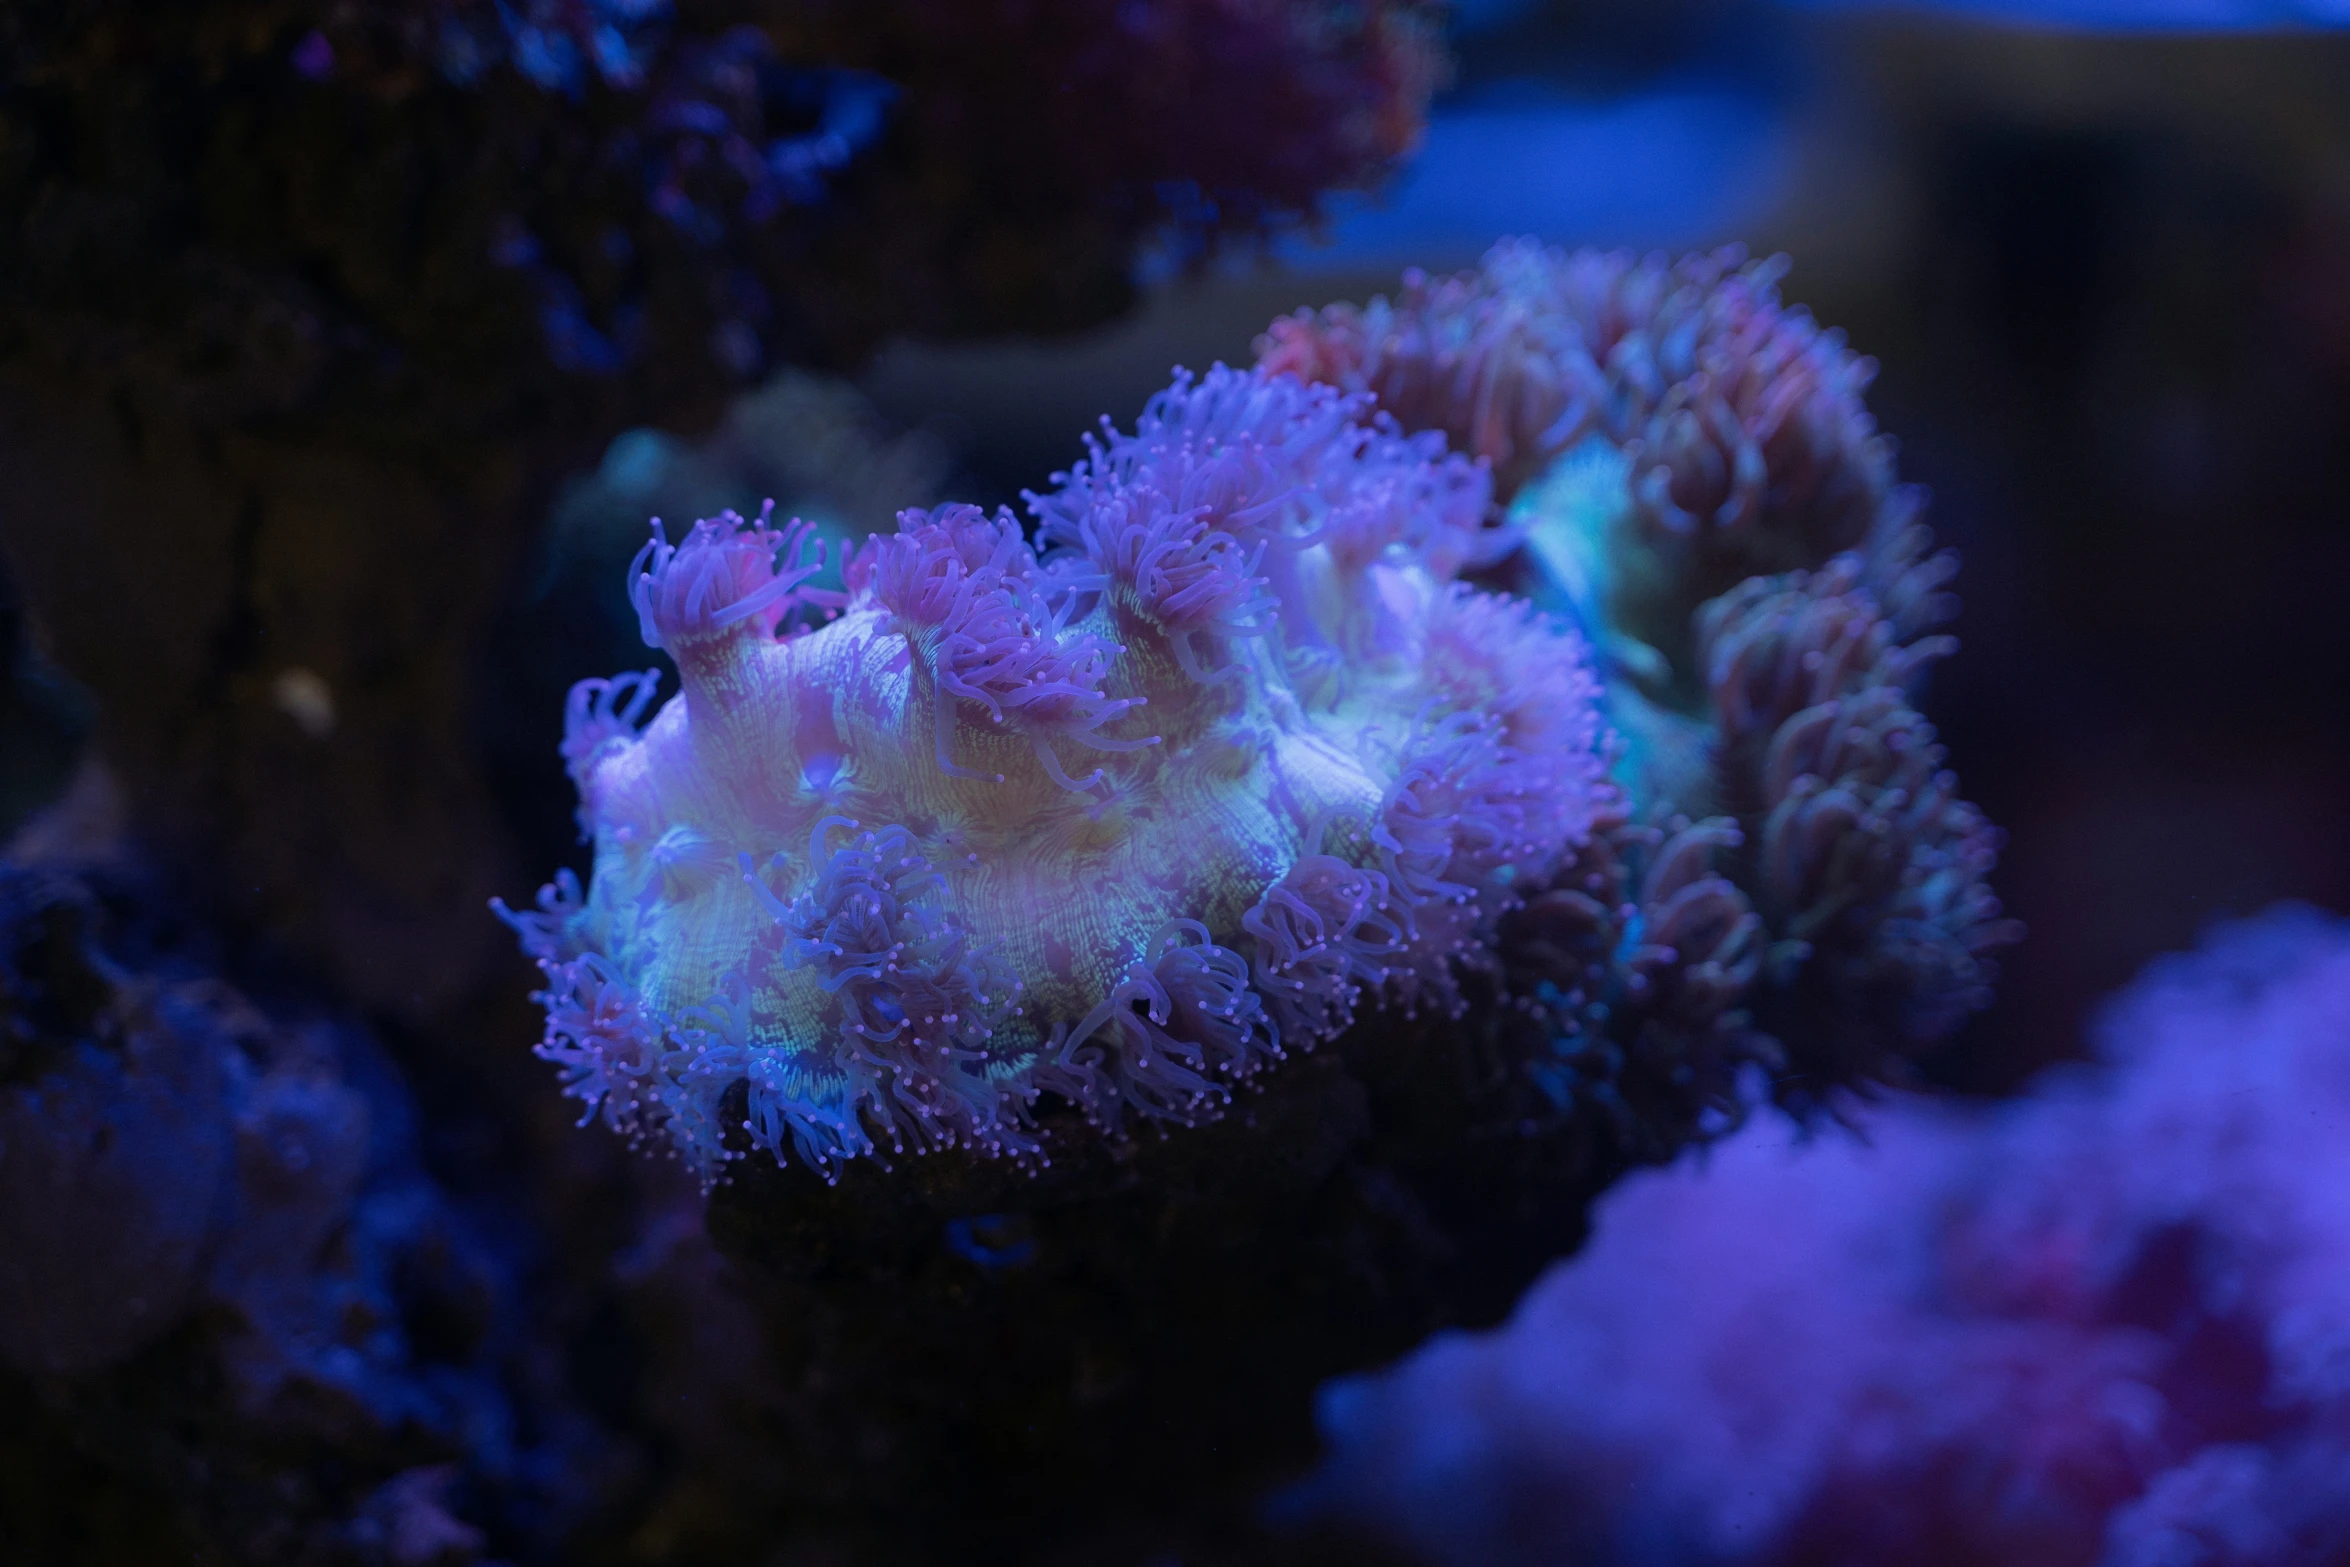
[[290, 30, 335, 81], [1296, 905, 2350, 1565]]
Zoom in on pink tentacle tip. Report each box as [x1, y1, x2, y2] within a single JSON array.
[[630, 502, 830, 653]]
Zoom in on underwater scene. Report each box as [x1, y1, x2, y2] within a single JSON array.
[[3, 3, 2348, 1563]]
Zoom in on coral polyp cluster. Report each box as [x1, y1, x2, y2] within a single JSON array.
[[1259, 239, 1905, 679], [504, 365, 1608, 1177], [1263, 239, 2016, 1134]]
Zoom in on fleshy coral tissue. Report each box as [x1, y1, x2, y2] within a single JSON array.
[[503, 362, 1604, 1178], [501, 240, 2017, 1186]]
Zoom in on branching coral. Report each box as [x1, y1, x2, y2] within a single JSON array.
[[1295, 907, 2350, 1567], [1263, 240, 2016, 1131], [504, 365, 1609, 1179]]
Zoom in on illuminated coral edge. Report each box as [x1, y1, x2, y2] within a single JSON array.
[[498, 811, 1568, 1185]]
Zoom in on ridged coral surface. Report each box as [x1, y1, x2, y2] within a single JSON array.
[[505, 366, 1608, 1177]]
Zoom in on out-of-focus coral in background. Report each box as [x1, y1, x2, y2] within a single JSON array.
[[1293, 906, 2350, 1567], [0, 777, 601, 1564]]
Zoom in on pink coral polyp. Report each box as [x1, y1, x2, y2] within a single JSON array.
[[631, 501, 830, 653], [507, 365, 1608, 1180]]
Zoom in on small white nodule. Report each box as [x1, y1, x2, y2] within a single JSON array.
[[271, 667, 337, 739]]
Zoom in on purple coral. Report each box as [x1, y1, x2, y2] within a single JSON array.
[[1258, 240, 1919, 678], [1050, 484, 1276, 686], [1259, 239, 1890, 534], [1266, 242, 2013, 1120], [1697, 558, 2017, 1089], [1297, 906, 2350, 1567], [1028, 365, 1505, 677], [1035, 920, 1282, 1127], [1241, 853, 1413, 1044], [631, 503, 831, 653], [504, 364, 1611, 1179], [741, 818, 1026, 1161], [856, 505, 1148, 791], [0, 848, 535, 1560]]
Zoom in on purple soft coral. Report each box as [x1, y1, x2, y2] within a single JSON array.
[[1259, 239, 1890, 539], [503, 364, 1610, 1180], [1297, 905, 2350, 1567], [1267, 241, 2013, 1121], [1258, 238, 1927, 685]]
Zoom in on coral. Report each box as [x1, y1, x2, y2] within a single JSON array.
[[1495, 805, 1779, 1161], [1294, 906, 2350, 1567], [504, 364, 1610, 1178], [1258, 239, 1907, 683], [1265, 242, 2015, 1130], [0, 829, 578, 1566], [1693, 554, 2016, 1101]]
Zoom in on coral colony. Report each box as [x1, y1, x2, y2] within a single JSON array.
[[0, 851, 532, 1563], [1296, 908, 2350, 1567], [503, 365, 1608, 1176], [1265, 242, 2014, 1137], [503, 240, 2015, 1181]]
